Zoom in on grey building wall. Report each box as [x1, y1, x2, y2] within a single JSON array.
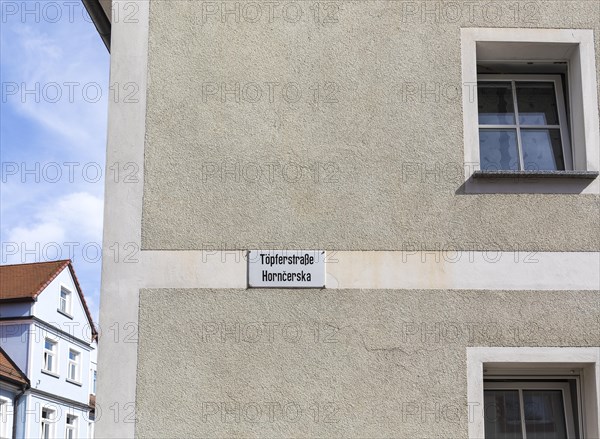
[[96, 1, 600, 437], [141, 0, 600, 251], [136, 288, 600, 438]]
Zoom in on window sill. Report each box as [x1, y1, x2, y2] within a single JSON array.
[[463, 170, 599, 194], [41, 369, 59, 379], [66, 378, 82, 386], [473, 170, 599, 179], [57, 309, 74, 319]]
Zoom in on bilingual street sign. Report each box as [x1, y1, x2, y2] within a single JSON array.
[[248, 250, 326, 288]]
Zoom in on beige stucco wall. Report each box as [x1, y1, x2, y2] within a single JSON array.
[[141, 0, 600, 251], [135, 288, 600, 438]]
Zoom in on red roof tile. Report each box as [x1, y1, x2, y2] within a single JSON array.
[[0, 347, 29, 387], [0, 260, 69, 300]]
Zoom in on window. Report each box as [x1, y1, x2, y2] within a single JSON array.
[[484, 381, 577, 438], [59, 287, 72, 315], [467, 347, 600, 439], [65, 414, 77, 439], [0, 398, 10, 439], [461, 28, 600, 194], [67, 349, 80, 382], [40, 408, 55, 439], [91, 369, 97, 394], [478, 75, 572, 172], [43, 339, 57, 374]]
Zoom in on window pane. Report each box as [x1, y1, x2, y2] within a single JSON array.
[[521, 129, 564, 171], [478, 82, 516, 125], [516, 82, 559, 125], [479, 129, 519, 170], [484, 390, 523, 439], [523, 390, 567, 439]]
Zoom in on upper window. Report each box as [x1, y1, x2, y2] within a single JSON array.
[[478, 75, 572, 172], [461, 28, 599, 194], [43, 338, 57, 374], [59, 286, 72, 315], [67, 349, 80, 383]]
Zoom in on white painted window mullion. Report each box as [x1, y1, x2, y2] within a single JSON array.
[[511, 80, 525, 170]]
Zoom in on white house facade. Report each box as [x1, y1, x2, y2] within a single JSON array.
[[0, 260, 97, 439]]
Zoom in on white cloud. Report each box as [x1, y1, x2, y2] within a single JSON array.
[[3, 191, 104, 264]]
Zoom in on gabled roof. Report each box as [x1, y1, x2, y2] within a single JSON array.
[[0, 346, 29, 387], [0, 260, 98, 338], [0, 260, 69, 300]]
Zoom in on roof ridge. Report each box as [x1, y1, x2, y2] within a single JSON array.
[[0, 259, 71, 268]]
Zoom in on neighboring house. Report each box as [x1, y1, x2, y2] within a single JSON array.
[[0, 260, 97, 439], [0, 347, 29, 439], [87, 1, 599, 438]]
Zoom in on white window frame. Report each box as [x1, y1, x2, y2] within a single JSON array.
[[461, 28, 600, 194], [67, 348, 81, 383], [478, 74, 573, 171], [65, 414, 77, 439], [43, 338, 58, 374], [484, 380, 577, 438], [59, 285, 73, 316], [467, 347, 600, 439], [40, 407, 55, 439], [0, 397, 11, 439]]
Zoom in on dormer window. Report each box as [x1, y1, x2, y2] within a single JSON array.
[[59, 286, 72, 316]]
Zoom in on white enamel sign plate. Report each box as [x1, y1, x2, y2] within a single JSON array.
[[248, 250, 326, 288]]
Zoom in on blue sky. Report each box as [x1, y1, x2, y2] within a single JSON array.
[[1, 1, 110, 321]]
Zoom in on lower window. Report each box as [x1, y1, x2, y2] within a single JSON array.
[[65, 414, 78, 439], [484, 380, 578, 439], [467, 348, 599, 439], [40, 408, 55, 439]]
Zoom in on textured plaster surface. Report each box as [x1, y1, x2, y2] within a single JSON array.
[[141, 0, 600, 251], [136, 288, 600, 438]]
